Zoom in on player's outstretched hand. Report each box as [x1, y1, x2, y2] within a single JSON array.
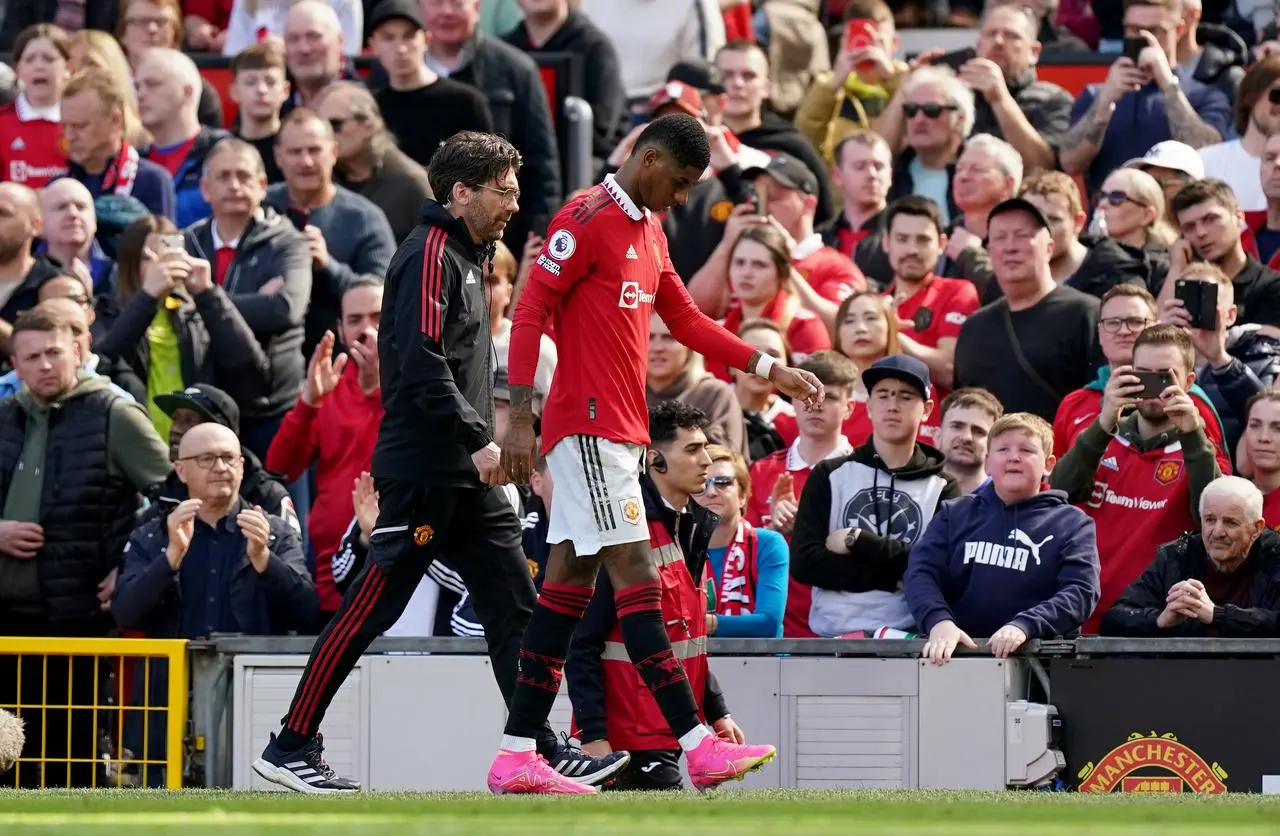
[[474, 441, 510, 486], [772, 365, 825, 411]]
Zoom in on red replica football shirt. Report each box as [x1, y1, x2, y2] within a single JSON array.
[[888, 274, 978, 404], [0, 96, 68, 188], [1081, 432, 1231, 632], [1053, 387, 1228, 459], [710, 291, 831, 382], [1264, 486, 1280, 530], [745, 438, 853, 638], [793, 235, 866, 304], [511, 176, 756, 452]]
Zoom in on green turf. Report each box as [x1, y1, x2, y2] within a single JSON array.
[[1, 789, 1280, 836]]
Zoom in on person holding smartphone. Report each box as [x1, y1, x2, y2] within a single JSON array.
[[1049, 323, 1231, 633]]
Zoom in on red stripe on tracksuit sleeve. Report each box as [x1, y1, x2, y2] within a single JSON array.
[[421, 228, 446, 340]]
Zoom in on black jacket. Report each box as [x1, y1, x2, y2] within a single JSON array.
[[503, 10, 628, 173], [1064, 237, 1163, 300], [94, 286, 271, 418], [565, 473, 729, 744], [662, 165, 751, 283], [184, 208, 312, 420], [1193, 325, 1280, 454], [372, 201, 495, 487], [1101, 529, 1280, 637], [1192, 24, 1249, 106], [889, 147, 961, 225], [449, 32, 562, 247], [817, 208, 890, 290]]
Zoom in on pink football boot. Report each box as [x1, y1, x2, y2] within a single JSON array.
[[487, 749, 599, 794], [686, 735, 777, 791]]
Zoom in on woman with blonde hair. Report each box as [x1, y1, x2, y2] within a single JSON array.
[[707, 224, 831, 381], [1099, 167, 1177, 250], [68, 30, 150, 148], [697, 445, 789, 639]]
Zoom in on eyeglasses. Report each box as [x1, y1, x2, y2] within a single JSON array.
[[178, 452, 243, 469], [703, 475, 735, 492], [1098, 190, 1142, 208], [478, 184, 521, 203], [328, 118, 347, 133], [902, 102, 958, 119], [1099, 316, 1153, 334]]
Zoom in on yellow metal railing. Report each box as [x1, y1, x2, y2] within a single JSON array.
[[0, 637, 188, 789]]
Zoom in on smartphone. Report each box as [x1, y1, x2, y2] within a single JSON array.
[[286, 206, 309, 231], [755, 179, 770, 217], [1123, 36, 1147, 63], [843, 19, 879, 74], [158, 233, 184, 253], [1175, 279, 1218, 330], [1133, 370, 1174, 399], [743, 183, 759, 215], [935, 47, 977, 73]]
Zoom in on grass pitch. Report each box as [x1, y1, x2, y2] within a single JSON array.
[[1, 789, 1280, 836]]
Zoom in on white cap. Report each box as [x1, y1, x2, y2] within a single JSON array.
[[1122, 141, 1205, 180]]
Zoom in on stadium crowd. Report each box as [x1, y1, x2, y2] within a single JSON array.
[[5, 0, 1280, 789]]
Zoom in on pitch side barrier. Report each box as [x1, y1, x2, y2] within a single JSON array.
[[183, 635, 1279, 793]]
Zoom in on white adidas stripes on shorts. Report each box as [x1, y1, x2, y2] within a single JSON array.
[[545, 435, 649, 557]]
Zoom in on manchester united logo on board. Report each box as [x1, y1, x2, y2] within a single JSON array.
[[1078, 731, 1227, 793], [413, 525, 434, 546], [1153, 459, 1183, 486]]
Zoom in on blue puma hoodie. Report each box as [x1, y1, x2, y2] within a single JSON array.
[[905, 482, 1101, 639]]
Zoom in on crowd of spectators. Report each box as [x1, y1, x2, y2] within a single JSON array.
[[6, 0, 1280, 787]]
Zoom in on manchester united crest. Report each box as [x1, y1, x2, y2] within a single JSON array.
[[413, 525, 434, 546], [1154, 459, 1183, 486], [619, 497, 642, 526]]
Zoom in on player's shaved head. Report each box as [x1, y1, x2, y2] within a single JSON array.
[[634, 114, 711, 172]]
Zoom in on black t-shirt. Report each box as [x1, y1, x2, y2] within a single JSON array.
[[375, 79, 494, 169], [1232, 258, 1280, 328], [235, 131, 285, 185], [954, 285, 1101, 422]]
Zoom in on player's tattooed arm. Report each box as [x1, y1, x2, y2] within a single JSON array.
[[509, 384, 536, 423]]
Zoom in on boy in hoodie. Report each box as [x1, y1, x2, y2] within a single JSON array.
[[1054, 283, 1226, 456], [907, 412, 1101, 664], [791, 354, 960, 637]]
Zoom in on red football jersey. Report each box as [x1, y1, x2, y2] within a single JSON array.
[[888, 274, 978, 404], [511, 177, 756, 452], [745, 438, 853, 638], [1053, 387, 1228, 459], [794, 235, 866, 303], [0, 96, 68, 188], [1080, 432, 1231, 632], [1264, 486, 1280, 530], [710, 290, 831, 382]]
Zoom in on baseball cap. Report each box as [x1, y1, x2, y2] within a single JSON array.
[[861, 355, 932, 401], [666, 59, 726, 95], [368, 0, 424, 32], [154, 384, 241, 435], [987, 196, 1051, 233], [742, 153, 819, 196], [648, 81, 703, 118], [1123, 141, 1204, 180]]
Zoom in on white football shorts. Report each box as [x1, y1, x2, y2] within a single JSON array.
[[545, 435, 649, 557]]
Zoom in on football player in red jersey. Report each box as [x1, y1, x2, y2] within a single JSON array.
[[491, 115, 824, 794]]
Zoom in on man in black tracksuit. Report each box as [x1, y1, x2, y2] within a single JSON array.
[[251, 131, 621, 794]]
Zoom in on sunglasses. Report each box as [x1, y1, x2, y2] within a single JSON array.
[[903, 102, 958, 119], [1098, 190, 1141, 208], [703, 476, 735, 492]]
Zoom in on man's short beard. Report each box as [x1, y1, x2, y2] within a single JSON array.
[[0, 238, 27, 264]]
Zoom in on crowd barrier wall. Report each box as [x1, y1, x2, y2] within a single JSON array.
[[183, 636, 1280, 793]]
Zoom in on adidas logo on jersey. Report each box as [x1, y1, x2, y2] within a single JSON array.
[[625, 244, 638, 260], [1100, 455, 1119, 471], [465, 269, 477, 284], [9, 137, 23, 151]]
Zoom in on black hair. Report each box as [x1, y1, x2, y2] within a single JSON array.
[[884, 195, 945, 238], [648, 400, 710, 447], [428, 131, 523, 206], [634, 114, 711, 172]]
